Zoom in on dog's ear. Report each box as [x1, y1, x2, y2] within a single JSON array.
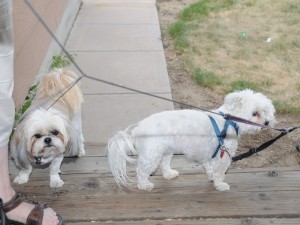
[[10, 123, 30, 169], [223, 91, 246, 112]]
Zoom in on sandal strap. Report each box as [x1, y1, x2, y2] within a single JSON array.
[[1, 199, 6, 225], [1, 194, 26, 213], [1, 194, 63, 225], [26, 203, 45, 225]]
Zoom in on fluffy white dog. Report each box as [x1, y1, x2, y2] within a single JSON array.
[[107, 89, 275, 191], [10, 69, 85, 188]]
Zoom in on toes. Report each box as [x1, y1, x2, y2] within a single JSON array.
[[163, 169, 179, 180], [50, 177, 64, 188], [13, 175, 29, 184], [50, 180, 64, 188], [138, 182, 154, 191], [78, 149, 85, 157]]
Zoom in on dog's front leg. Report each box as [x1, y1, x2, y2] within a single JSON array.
[[213, 176, 230, 191], [13, 165, 32, 184], [49, 154, 64, 188], [207, 157, 231, 191]]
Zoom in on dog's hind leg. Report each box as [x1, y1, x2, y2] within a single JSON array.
[[73, 110, 85, 157], [136, 161, 158, 191], [160, 153, 179, 180], [136, 146, 163, 191], [136, 169, 154, 191]]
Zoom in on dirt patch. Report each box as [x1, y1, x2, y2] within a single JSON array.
[[157, 0, 300, 169]]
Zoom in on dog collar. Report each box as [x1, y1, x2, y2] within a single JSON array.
[[208, 115, 239, 158]]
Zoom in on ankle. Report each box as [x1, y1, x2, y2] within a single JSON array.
[[0, 188, 16, 203]]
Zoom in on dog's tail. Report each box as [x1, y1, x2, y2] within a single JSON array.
[[35, 68, 83, 113], [107, 125, 137, 188]]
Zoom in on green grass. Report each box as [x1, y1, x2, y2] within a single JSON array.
[[228, 80, 259, 93], [167, 0, 236, 51], [167, 0, 300, 114], [168, 21, 189, 52], [296, 82, 300, 91], [193, 67, 222, 88], [14, 84, 38, 123], [274, 100, 300, 114], [180, 0, 236, 21], [50, 54, 75, 71]]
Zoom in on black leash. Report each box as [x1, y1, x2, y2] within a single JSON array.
[[232, 127, 300, 162]]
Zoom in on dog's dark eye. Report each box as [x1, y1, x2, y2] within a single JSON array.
[[34, 134, 42, 139], [51, 130, 59, 136], [252, 112, 258, 117]]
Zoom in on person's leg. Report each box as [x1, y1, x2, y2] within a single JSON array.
[[0, 149, 59, 225], [0, 1, 61, 224]]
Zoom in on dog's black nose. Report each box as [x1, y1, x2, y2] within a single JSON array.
[[44, 137, 52, 144], [264, 121, 269, 126], [34, 156, 42, 164]]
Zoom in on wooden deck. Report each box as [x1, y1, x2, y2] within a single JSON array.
[[9, 144, 300, 224]]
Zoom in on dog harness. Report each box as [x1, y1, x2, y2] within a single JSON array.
[[208, 115, 239, 158]]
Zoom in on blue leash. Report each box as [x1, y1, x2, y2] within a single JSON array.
[[209, 115, 239, 158]]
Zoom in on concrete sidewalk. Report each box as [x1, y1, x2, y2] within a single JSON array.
[[66, 0, 173, 145]]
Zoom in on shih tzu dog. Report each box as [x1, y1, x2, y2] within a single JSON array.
[[10, 69, 85, 188], [107, 89, 276, 191]]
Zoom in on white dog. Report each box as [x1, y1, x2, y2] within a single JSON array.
[[107, 89, 275, 191], [10, 69, 85, 188]]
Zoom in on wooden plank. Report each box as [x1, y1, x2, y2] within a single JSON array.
[[9, 145, 300, 224], [58, 169, 300, 193], [9, 155, 203, 176], [68, 218, 300, 225], [84, 143, 107, 157], [12, 170, 300, 223], [9, 141, 300, 176], [11, 169, 300, 194], [9, 153, 300, 178]]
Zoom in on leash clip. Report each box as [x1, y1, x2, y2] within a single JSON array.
[[220, 145, 229, 158]]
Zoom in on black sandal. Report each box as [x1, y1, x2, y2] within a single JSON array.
[[0, 194, 64, 225]]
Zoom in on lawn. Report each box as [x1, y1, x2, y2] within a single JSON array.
[[168, 0, 300, 114]]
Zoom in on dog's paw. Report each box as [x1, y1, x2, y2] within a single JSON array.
[[50, 179, 64, 188], [13, 175, 29, 184], [78, 148, 85, 157], [163, 169, 179, 180], [214, 182, 230, 191], [138, 182, 154, 191], [50, 175, 64, 188]]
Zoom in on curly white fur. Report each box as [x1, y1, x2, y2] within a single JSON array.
[[107, 89, 276, 191]]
